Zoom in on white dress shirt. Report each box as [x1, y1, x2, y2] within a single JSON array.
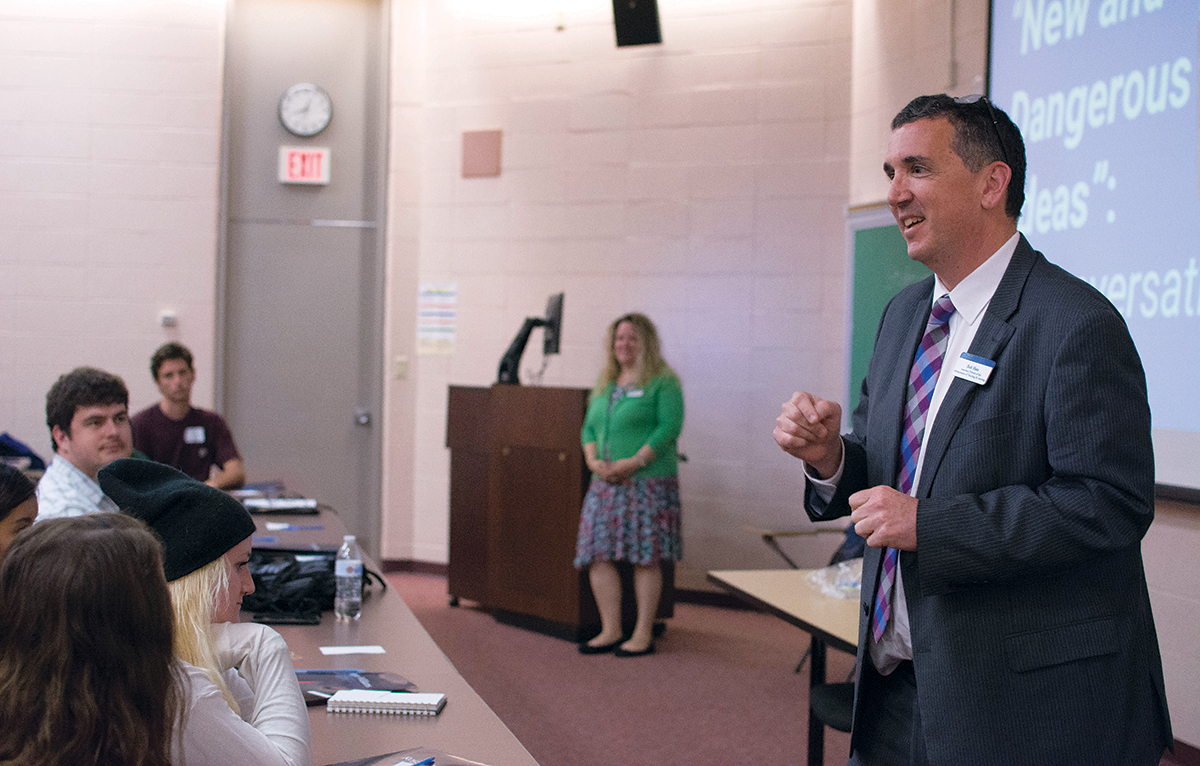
[[807, 232, 1019, 674], [34, 455, 119, 521]]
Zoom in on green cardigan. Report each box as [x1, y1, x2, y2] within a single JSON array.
[[581, 374, 684, 478]]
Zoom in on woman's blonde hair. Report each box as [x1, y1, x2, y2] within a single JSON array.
[[594, 312, 677, 395], [167, 556, 240, 715]]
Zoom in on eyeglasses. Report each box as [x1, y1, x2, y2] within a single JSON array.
[[954, 94, 1010, 168]]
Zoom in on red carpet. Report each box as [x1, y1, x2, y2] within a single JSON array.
[[389, 572, 854, 766]]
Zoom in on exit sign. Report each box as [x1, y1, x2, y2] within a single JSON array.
[[278, 146, 330, 184]]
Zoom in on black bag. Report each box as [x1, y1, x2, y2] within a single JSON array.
[[244, 549, 386, 622], [244, 549, 334, 619]]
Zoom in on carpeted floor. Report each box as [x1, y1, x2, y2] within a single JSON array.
[[389, 571, 854, 766], [389, 572, 1196, 766]]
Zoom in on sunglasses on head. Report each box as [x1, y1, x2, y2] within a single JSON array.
[[954, 94, 1011, 168]]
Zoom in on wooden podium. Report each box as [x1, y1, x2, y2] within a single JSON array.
[[446, 384, 673, 640]]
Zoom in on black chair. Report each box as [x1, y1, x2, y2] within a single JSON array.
[[804, 528, 862, 764], [809, 679, 854, 732], [746, 524, 861, 764]]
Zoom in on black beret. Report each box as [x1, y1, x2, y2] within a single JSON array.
[[98, 458, 256, 581]]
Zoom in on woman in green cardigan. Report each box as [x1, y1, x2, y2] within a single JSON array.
[[575, 313, 683, 657]]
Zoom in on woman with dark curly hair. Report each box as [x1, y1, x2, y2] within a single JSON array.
[[0, 513, 181, 766]]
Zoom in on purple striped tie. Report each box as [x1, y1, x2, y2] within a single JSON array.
[[872, 294, 955, 643]]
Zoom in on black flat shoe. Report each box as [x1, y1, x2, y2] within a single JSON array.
[[613, 642, 655, 658], [578, 638, 623, 655]]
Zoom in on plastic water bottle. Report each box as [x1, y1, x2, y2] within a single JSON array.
[[334, 535, 363, 621]]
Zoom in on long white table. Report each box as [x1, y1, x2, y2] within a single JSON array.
[[251, 510, 539, 766]]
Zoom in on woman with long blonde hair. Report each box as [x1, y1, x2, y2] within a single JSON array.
[[100, 459, 312, 766], [575, 313, 684, 657]]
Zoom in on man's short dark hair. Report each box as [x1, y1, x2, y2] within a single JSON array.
[[892, 94, 1026, 220], [45, 367, 129, 452], [150, 342, 194, 381]]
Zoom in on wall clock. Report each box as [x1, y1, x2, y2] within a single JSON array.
[[278, 83, 332, 137]]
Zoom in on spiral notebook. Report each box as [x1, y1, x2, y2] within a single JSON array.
[[326, 690, 446, 716]]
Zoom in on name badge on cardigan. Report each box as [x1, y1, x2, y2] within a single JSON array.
[[953, 352, 995, 385], [184, 426, 206, 444], [625, 389, 644, 397]]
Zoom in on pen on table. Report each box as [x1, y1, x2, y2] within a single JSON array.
[[296, 669, 366, 674]]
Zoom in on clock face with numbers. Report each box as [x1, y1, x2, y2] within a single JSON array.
[[278, 83, 333, 137]]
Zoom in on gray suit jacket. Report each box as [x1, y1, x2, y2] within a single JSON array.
[[807, 237, 1172, 764]]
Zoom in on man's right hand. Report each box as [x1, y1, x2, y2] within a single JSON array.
[[773, 391, 843, 478]]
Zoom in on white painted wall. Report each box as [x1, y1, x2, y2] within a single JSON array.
[[0, 0, 226, 454], [849, 0, 990, 206], [381, 0, 855, 572]]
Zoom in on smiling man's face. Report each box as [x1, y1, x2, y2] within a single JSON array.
[[884, 116, 991, 278]]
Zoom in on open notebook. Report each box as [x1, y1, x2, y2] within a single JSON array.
[[296, 670, 416, 705], [323, 746, 491, 766]]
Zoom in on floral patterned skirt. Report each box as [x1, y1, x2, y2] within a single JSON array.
[[574, 475, 682, 568]]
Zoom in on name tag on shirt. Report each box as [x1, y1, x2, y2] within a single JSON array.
[[625, 389, 644, 398], [184, 426, 206, 444], [953, 352, 995, 385]]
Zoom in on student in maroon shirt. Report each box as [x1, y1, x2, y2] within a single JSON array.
[[131, 343, 245, 490]]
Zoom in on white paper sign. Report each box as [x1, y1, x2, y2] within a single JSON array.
[[319, 645, 387, 656]]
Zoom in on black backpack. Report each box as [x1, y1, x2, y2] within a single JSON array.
[[244, 548, 384, 623]]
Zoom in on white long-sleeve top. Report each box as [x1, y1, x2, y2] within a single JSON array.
[[173, 622, 313, 766]]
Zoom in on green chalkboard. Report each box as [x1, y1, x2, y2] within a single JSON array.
[[848, 213, 931, 413]]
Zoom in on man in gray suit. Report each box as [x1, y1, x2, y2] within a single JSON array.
[[775, 94, 1172, 764]]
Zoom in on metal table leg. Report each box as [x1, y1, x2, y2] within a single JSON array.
[[807, 636, 827, 766]]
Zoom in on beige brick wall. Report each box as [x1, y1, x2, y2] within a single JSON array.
[[383, 0, 854, 570], [0, 0, 225, 451]]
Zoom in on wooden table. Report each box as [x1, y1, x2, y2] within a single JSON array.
[[707, 569, 859, 766], [250, 510, 539, 766]]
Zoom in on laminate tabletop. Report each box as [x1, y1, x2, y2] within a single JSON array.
[[250, 510, 539, 766], [707, 568, 860, 655]]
